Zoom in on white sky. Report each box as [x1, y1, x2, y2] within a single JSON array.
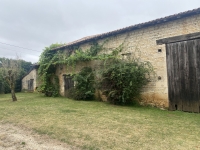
[[0, 0, 199, 63]]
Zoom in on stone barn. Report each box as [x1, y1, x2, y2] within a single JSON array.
[[52, 8, 200, 112], [21, 64, 39, 92]]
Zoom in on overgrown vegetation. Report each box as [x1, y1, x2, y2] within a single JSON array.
[[38, 42, 106, 97], [38, 43, 64, 97], [63, 42, 105, 67], [0, 70, 10, 94], [65, 42, 153, 105], [0, 58, 32, 101], [39, 41, 154, 105], [68, 67, 95, 100], [0, 58, 32, 94], [99, 59, 153, 105]]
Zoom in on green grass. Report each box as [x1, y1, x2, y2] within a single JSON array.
[[0, 93, 200, 150]]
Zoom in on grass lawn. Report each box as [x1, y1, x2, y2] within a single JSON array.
[[0, 93, 200, 150]]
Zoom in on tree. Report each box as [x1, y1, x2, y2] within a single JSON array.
[[5, 70, 17, 101], [0, 58, 32, 94], [15, 60, 32, 92], [0, 58, 21, 101], [0, 68, 10, 94]]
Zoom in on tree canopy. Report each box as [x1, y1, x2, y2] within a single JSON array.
[[0, 57, 32, 94]]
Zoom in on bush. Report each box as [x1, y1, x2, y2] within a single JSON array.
[[67, 88, 94, 100], [68, 67, 95, 100], [37, 74, 60, 97], [99, 60, 154, 105]]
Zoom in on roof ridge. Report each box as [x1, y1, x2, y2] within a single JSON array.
[[52, 7, 200, 51]]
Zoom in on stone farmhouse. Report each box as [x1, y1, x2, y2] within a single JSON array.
[[53, 7, 200, 112], [24, 7, 200, 112], [21, 64, 39, 92]]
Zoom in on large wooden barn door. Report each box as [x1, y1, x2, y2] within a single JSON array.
[[166, 39, 200, 112]]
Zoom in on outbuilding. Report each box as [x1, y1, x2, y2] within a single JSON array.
[[21, 64, 39, 92], [52, 8, 200, 112]]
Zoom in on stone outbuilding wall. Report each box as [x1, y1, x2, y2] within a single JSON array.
[[21, 65, 39, 92], [53, 8, 200, 108]]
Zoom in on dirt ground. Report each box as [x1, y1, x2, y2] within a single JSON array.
[[0, 123, 77, 150]]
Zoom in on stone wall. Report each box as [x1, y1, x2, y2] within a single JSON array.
[[21, 69, 38, 91], [56, 14, 200, 108]]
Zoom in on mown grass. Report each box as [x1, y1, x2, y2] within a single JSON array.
[[0, 93, 200, 150]]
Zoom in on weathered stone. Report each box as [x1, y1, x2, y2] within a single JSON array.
[[55, 13, 200, 108]]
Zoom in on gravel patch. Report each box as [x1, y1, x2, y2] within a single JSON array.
[[0, 123, 78, 150]]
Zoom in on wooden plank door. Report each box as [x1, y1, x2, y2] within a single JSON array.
[[30, 79, 34, 91], [166, 39, 200, 112], [28, 79, 34, 91], [63, 75, 74, 97]]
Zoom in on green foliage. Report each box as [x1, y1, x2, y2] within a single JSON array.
[[68, 67, 95, 100], [64, 42, 105, 67], [38, 41, 154, 105], [0, 58, 32, 93], [38, 42, 106, 97], [41, 74, 60, 97], [16, 60, 32, 92], [0, 70, 6, 93], [0, 68, 10, 93], [38, 43, 64, 76], [65, 49, 92, 67], [38, 43, 64, 97], [89, 42, 104, 56], [99, 59, 154, 105]]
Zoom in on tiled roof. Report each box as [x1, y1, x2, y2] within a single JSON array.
[[52, 7, 200, 51]]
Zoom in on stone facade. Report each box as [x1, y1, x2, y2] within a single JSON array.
[[22, 68, 39, 92], [54, 9, 200, 108]]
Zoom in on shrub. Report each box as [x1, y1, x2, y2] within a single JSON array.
[[68, 67, 95, 100], [99, 59, 154, 105], [38, 73, 60, 97]]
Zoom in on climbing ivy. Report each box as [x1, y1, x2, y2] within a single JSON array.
[[62, 42, 107, 67], [38, 41, 154, 105], [38, 41, 120, 97], [38, 43, 64, 97]]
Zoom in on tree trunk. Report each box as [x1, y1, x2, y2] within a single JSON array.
[[6, 72, 17, 101], [11, 88, 17, 101]]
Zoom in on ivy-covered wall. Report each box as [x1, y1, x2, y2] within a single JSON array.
[[56, 60, 102, 96], [54, 13, 200, 108]]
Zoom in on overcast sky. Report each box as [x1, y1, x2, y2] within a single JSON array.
[[0, 0, 199, 63]]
